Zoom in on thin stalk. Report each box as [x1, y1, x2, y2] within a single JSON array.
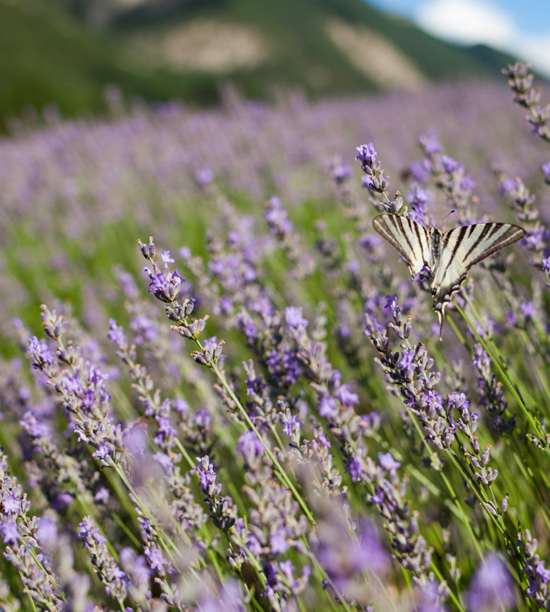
[[210, 360, 316, 524], [407, 414, 484, 559], [464, 294, 541, 407], [453, 299, 545, 442], [26, 593, 38, 612], [111, 512, 141, 549], [449, 297, 550, 530]]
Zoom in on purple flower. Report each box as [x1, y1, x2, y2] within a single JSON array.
[[236, 431, 265, 465], [416, 583, 446, 612], [319, 396, 338, 419], [27, 337, 54, 370], [506, 310, 518, 326], [499, 176, 518, 197], [154, 452, 174, 474], [93, 443, 110, 462], [409, 160, 431, 183], [330, 163, 352, 182], [281, 413, 301, 437], [370, 487, 384, 505], [196, 168, 214, 186], [362, 174, 377, 190], [173, 397, 189, 414], [0, 521, 19, 545], [379, 452, 401, 472], [161, 251, 175, 265], [441, 155, 459, 173], [466, 554, 515, 612], [2, 492, 21, 515], [447, 392, 469, 410], [409, 184, 430, 206], [79, 517, 107, 545], [520, 301, 536, 320], [385, 294, 400, 314], [346, 455, 363, 481], [348, 259, 359, 274], [285, 306, 308, 329], [199, 581, 246, 612], [120, 548, 151, 585], [193, 456, 221, 497], [542, 257, 550, 273], [270, 528, 289, 555], [536, 561, 550, 582], [316, 506, 388, 597], [117, 270, 139, 298], [349, 519, 389, 575], [107, 319, 126, 346], [355, 143, 378, 168], [94, 487, 110, 503], [194, 408, 212, 429], [179, 245, 192, 260], [20, 413, 51, 440], [146, 268, 184, 303], [336, 385, 359, 407], [36, 516, 57, 548], [460, 174, 476, 191], [265, 196, 293, 235], [398, 349, 415, 371], [360, 233, 383, 250], [420, 130, 442, 154], [145, 544, 167, 572]]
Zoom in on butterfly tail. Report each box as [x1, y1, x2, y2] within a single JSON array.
[[437, 310, 444, 341], [433, 298, 448, 340]]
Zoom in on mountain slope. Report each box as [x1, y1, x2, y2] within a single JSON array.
[[0, 0, 218, 126], [113, 0, 516, 94], [0, 0, 518, 128]]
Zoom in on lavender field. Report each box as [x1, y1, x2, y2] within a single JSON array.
[[0, 63, 549, 612]]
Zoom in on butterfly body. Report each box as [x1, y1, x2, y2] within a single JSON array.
[[372, 214, 525, 336]]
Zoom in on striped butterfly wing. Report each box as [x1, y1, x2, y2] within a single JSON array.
[[431, 222, 525, 332], [373, 214, 431, 277]]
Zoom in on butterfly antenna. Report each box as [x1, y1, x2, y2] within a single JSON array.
[[434, 209, 456, 229]]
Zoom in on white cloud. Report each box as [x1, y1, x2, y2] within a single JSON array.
[[417, 0, 514, 46], [520, 34, 550, 77], [416, 0, 550, 77]]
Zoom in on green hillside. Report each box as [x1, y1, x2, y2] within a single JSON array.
[[0, 0, 218, 125], [114, 0, 516, 83], [112, 0, 517, 93], [0, 0, 518, 128]]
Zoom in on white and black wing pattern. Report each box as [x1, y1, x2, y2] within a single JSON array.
[[373, 214, 525, 337], [431, 222, 525, 334], [372, 214, 431, 277], [443, 222, 526, 268]]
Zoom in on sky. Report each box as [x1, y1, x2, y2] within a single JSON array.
[[370, 0, 550, 77]]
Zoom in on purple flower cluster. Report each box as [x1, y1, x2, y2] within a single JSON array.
[[79, 516, 128, 603], [3, 59, 550, 612], [264, 196, 315, 279], [234, 430, 311, 611], [503, 62, 550, 142], [466, 553, 515, 612], [472, 344, 515, 434]]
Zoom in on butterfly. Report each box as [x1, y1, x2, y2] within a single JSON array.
[[372, 213, 525, 337]]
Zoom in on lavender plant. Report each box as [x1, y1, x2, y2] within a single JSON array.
[[3, 62, 550, 612]]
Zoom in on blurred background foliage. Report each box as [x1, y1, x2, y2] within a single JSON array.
[[0, 0, 519, 129]]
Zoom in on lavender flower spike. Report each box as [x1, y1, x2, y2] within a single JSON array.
[[466, 554, 515, 612]]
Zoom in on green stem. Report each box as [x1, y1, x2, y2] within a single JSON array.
[[408, 414, 484, 559], [26, 592, 38, 612], [209, 360, 316, 524], [453, 299, 544, 442]]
